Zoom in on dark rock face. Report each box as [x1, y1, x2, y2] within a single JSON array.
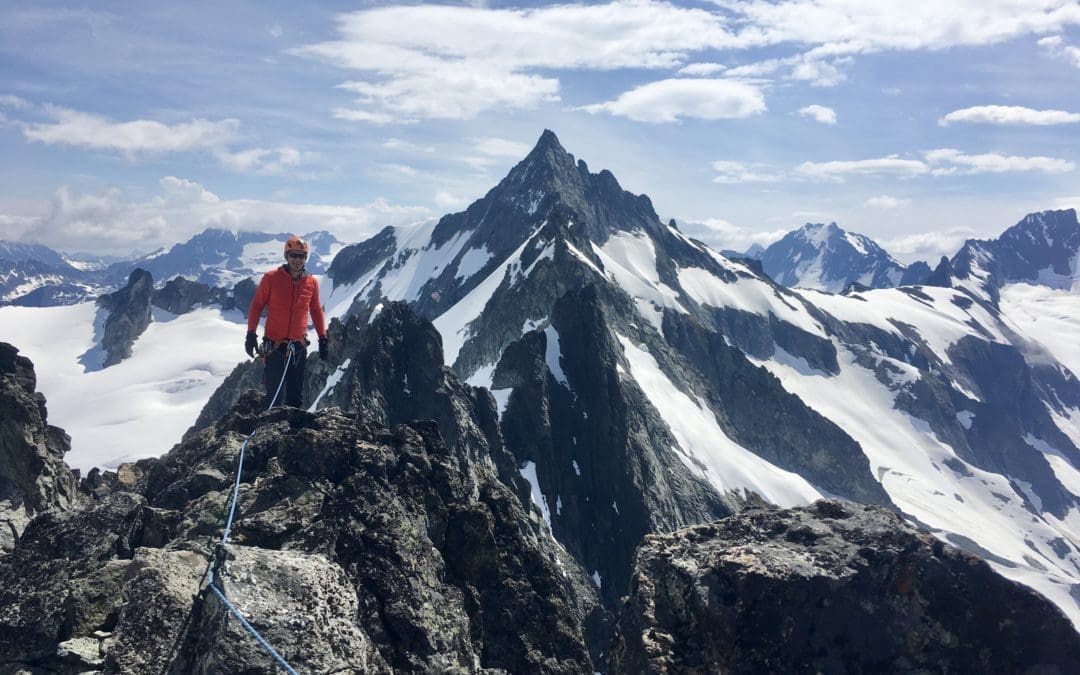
[[661, 312, 891, 507], [610, 500, 1080, 674], [230, 276, 257, 318], [0, 342, 78, 554], [0, 306, 600, 672], [496, 285, 731, 608], [898, 259, 931, 286], [151, 276, 230, 315], [99, 268, 154, 367], [326, 225, 398, 288], [949, 209, 1080, 297]]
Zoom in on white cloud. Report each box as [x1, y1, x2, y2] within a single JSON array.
[[1038, 33, 1080, 67], [0, 177, 431, 255], [474, 137, 532, 158], [294, 1, 1080, 122], [17, 105, 318, 176], [679, 62, 727, 76], [712, 160, 785, 183], [334, 66, 560, 123], [266, 24, 283, 39], [383, 138, 435, 153], [925, 148, 1075, 174], [0, 94, 30, 109], [796, 148, 1075, 182], [583, 78, 766, 123], [798, 104, 837, 125], [681, 217, 786, 252], [790, 58, 847, 86], [795, 156, 929, 182], [881, 228, 978, 262], [727, 1, 1080, 54], [24, 106, 239, 154], [865, 195, 910, 210], [214, 146, 317, 176], [939, 105, 1080, 126], [298, 1, 735, 122], [375, 163, 420, 178], [435, 191, 467, 210]]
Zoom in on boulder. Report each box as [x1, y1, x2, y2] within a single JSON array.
[[610, 500, 1080, 673], [0, 342, 78, 554]]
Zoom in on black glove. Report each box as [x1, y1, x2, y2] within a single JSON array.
[[318, 335, 328, 360], [245, 331, 258, 357]]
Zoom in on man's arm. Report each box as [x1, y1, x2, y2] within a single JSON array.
[[247, 274, 271, 333], [309, 277, 327, 338]]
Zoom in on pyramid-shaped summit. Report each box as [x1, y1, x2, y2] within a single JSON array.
[[760, 221, 905, 291], [429, 130, 664, 252]]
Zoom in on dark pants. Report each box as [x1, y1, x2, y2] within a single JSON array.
[[264, 342, 307, 408]]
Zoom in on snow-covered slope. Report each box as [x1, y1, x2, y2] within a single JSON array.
[[1, 300, 255, 471], [760, 222, 911, 291], [6, 131, 1080, 632], [319, 131, 1080, 628]]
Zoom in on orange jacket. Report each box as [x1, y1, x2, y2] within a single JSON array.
[[247, 266, 327, 343]]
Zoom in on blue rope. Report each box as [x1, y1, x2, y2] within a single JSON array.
[[206, 342, 300, 673], [206, 571, 300, 675]]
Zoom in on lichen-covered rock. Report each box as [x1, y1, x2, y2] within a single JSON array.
[[191, 546, 387, 674], [0, 342, 78, 554], [0, 491, 144, 670], [105, 547, 208, 673], [610, 500, 1080, 674]]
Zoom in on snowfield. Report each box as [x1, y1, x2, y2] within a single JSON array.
[[1, 302, 250, 471]]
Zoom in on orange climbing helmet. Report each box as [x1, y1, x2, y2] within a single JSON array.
[[284, 235, 309, 257]]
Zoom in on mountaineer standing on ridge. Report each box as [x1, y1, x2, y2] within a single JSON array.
[[245, 235, 328, 407]]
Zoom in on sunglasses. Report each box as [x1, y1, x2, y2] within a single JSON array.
[[287, 252, 307, 259]]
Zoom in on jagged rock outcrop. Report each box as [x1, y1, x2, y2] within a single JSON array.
[[898, 259, 931, 286], [151, 276, 230, 315], [98, 268, 154, 367], [0, 342, 78, 554], [610, 500, 1080, 673], [0, 305, 601, 672]]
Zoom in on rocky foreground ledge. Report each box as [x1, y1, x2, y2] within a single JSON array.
[[2, 309, 1080, 673], [610, 499, 1080, 673]]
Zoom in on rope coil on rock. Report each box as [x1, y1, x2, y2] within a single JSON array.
[[205, 343, 300, 675]]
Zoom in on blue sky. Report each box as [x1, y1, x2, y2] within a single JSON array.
[[1, 1, 1079, 262]]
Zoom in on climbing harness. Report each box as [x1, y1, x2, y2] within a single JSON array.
[[205, 342, 300, 674]]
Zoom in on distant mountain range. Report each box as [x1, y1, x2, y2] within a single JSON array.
[[0, 229, 342, 306], [730, 208, 1080, 295]]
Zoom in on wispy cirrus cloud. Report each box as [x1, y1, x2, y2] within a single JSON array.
[[24, 105, 239, 154], [712, 160, 785, 184], [18, 105, 317, 175], [939, 105, 1080, 126], [865, 195, 911, 210], [795, 149, 1075, 181], [0, 176, 430, 254], [925, 148, 1075, 175]]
